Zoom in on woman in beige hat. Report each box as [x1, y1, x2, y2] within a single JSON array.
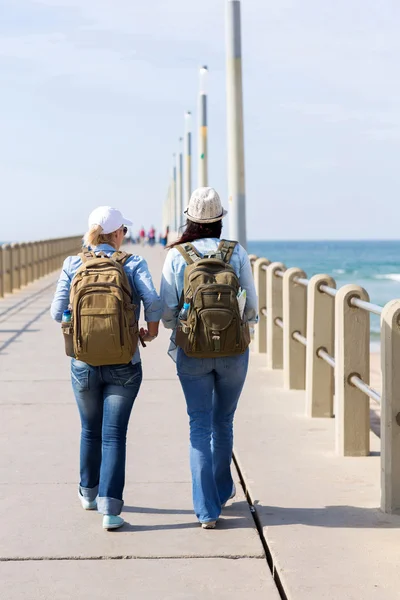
[[160, 187, 258, 529]]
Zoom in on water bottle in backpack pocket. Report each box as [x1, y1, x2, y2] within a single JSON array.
[[61, 309, 75, 358]]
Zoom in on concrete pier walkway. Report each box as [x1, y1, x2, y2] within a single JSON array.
[[1, 244, 400, 599]]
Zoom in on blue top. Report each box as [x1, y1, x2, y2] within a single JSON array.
[[160, 238, 258, 360], [50, 244, 163, 364]]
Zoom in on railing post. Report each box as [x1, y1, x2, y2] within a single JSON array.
[[43, 241, 49, 275], [0, 246, 3, 298], [283, 268, 307, 390], [248, 254, 257, 276], [26, 242, 33, 283], [381, 300, 400, 513], [20, 242, 27, 286], [11, 243, 21, 291], [305, 275, 336, 417], [253, 258, 270, 354], [2, 244, 12, 293], [267, 262, 286, 369], [335, 284, 370, 457], [38, 241, 45, 277], [33, 242, 40, 279]]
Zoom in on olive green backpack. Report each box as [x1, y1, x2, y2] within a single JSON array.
[[63, 250, 139, 366], [175, 240, 250, 358]]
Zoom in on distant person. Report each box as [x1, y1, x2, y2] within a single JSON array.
[[160, 187, 258, 529], [50, 206, 162, 531], [148, 226, 156, 247], [139, 227, 146, 246]]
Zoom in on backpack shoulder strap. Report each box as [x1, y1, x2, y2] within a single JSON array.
[[111, 251, 132, 266], [176, 243, 203, 265], [217, 240, 237, 264], [79, 250, 96, 263]]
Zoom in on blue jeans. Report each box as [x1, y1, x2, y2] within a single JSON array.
[[71, 359, 143, 515], [177, 348, 249, 523]]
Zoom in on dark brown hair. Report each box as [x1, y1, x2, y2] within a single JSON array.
[[167, 219, 223, 248]]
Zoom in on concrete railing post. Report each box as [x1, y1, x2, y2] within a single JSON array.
[[37, 242, 43, 277], [335, 284, 370, 457], [26, 242, 33, 283], [0, 246, 3, 298], [381, 300, 400, 513], [2, 244, 12, 293], [248, 254, 258, 276], [305, 275, 336, 417], [11, 243, 21, 291], [267, 262, 286, 369], [283, 268, 307, 390], [253, 258, 271, 354], [20, 242, 27, 286], [33, 242, 40, 279], [44, 241, 49, 275]]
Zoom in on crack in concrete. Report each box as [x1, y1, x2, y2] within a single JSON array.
[[0, 554, 265, 562]]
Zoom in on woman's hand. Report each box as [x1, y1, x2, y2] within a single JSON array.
[[139, 321, 159, 346], [140, 327, 157, 342]]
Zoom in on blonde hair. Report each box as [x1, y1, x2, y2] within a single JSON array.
[[83, 224, 116, 249]]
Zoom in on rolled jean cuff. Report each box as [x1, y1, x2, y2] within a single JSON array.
[[97, 496, 124, 516], [79, 485, 98, 502]]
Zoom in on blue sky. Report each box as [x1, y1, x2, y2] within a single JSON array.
[[1, 0, 400, 241]]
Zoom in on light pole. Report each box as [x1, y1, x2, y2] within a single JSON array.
[[198, 66, 208, 187], [226, 0, 247, 248], [176, 138, 183, 230], [171, 154, 177, 232], [184, 111, 192, 210]]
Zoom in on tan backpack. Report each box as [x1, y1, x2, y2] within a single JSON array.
[[63, 250, 139, 366], [175, 240, 250, 358]]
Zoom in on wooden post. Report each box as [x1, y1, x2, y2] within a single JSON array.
[[381, 300, 400, 513], [283, 268, 307, 390], [305, 275, 336, 417], [266, 262, 286, 369], [335, 284, 370, 456], [253, 258, 270, 353]]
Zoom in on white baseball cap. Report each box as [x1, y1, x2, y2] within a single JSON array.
[[88, 206, 133, 234], [184, 187, 228, 224]]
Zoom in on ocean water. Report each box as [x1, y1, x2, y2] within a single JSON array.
[[247, 240, 400, 343]]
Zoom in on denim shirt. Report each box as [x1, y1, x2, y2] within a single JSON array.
[[160, 238, 258, 360], [50, 244, 163, 364]]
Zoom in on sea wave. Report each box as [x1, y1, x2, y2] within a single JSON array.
[[374, 274, 400, 282], [333, 269, 345, 274]]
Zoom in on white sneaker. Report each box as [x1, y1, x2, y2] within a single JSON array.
[[222, 483, 236, 508], [78, 491, 97, 511], [103, 515, 125, 530], [201, 521, 217, 529]]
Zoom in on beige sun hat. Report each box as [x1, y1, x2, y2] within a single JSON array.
[[184, 187, 228, 224]]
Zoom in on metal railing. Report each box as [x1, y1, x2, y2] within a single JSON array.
[[0, 236, 83, 298], [252, 255, 400, 515]]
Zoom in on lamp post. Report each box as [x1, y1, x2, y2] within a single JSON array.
[[198, 66, 208, 187], [226, 0, 247, 248], [176, 138, 183, 230], [184, 111, 192, 209]]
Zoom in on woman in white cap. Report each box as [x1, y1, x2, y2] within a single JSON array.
[[160, 187, 258, 529], [51, 206, 162, 530]]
